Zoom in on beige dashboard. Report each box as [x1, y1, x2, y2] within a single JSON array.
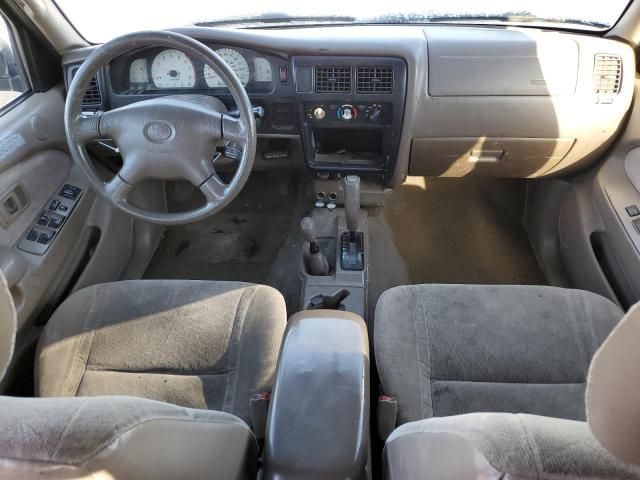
[[62, 25, 635, 185], [412, 27, 634, 178]]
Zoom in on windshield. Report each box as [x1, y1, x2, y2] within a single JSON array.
[[55, 0, 631, 44]]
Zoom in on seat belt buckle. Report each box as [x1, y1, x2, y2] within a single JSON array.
[[250, 392, 271, 440], [377, 395, 398, 441]]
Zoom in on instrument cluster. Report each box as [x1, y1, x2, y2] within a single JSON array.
[[110, 45, 274, 94]]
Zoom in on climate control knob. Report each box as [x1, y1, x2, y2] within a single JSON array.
[[313, 107, 326, 119], [338, 104, 357, 121], [366, 105, 383, 122]]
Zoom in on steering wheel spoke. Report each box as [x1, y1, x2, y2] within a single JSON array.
[[199, 173, 228, 205], [222, 114, 248, 146], [72, 113, 102, 145], [104, 174, 135, 206]]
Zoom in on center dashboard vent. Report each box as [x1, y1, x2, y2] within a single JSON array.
[[70, 66, 103, 107], [356, 66, 393, 94], [315, 66, 351, 93], [593, 54, 622, 95]]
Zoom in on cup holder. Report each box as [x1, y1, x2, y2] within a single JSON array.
[[307, 289, 350, 310]]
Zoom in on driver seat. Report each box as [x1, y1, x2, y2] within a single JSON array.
[[35, 279, 286, 423], [0, 277, 287, 479]]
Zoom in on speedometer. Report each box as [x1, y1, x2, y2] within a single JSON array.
[[204, 48, 250, 88], [151, 49, 196, 88]]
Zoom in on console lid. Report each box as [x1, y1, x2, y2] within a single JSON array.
[[263, 310, 369, 479]]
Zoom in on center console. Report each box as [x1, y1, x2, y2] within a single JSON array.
[[263, 175, 371, 479], [263, 310, 369, 479], [299, 175, 368, 318], [293, 57, 407, 182]]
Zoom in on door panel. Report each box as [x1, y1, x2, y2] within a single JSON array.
[[0, 147, 70, 248], [559, 79, 640, 309]]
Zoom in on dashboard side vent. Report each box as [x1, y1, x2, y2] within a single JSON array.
[[356, 66, 393, 94], [70, 66, 103, 106], [593, 54, 622, 95], [83, 76, 103, 105], [315, 66, 351, 93]]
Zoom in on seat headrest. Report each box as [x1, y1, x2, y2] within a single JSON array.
[[0, 269, 16, 382], [587, 302, 640, 466]]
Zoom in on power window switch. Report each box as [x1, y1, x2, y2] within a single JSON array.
[[26, 229, 39, 242], [37, 231, 53, 245], [48, 217, 62, 229], [49, 200, 60, 211], [633, 218, 640, 234], [626, 205, 640, 217], [37, 213, 50, 226]]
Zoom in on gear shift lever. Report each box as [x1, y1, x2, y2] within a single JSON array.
[[344, 175, 361, 240], [341, 175, 364, 271], [301, 216, 330, 276]]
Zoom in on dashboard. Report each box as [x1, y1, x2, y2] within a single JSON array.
[[62, 25, 635, 186], [109, 46, 275, 94]]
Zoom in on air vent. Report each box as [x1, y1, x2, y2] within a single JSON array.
[[593, 54, 622, 95], [315, 66, 351, 93], [356, 66, 393, 94], [70, 66, 102, 106], [83, 76, 102, 105]]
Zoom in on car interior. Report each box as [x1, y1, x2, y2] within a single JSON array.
[[1, 0, 640, 478]]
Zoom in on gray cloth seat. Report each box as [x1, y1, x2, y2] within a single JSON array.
[[0, 278, 286, 479], [374, 284, 623, 425], [376, 284, 640, 479], [36, 280, 287, 425], [383, 412, 640, 479], [0, 396, 259, 479]]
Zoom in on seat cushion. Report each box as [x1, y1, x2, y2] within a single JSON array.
[[0, 395, 258, 480], [374, 284, 623, 425], [36, 280, 287, 424], [383, 413, 640, 480]]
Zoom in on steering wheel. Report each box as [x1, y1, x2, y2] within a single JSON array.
[[65, 31, 257, 225]]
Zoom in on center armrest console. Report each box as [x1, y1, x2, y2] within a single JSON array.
[[263, 310, 370, 479]]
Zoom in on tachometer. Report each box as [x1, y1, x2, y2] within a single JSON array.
[[151, 49, 196, 88], [204, 48, 249, 88]]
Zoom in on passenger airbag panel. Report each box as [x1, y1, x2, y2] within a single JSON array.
[[427, 29, 579, 96]]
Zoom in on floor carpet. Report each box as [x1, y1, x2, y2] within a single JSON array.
[[144, 171, 305, 314], [383, 176, 546, 285]]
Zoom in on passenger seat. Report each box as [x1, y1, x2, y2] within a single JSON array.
[[375, 284, 640, 478]]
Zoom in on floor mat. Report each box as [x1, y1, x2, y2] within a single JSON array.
[[384, 176, 546, 285], [144, 171, 306, 314]]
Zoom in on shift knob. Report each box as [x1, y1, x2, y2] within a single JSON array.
[[344, 175, 361, 234], [301, 216, 317, 245], [301, 216, 330, 276]]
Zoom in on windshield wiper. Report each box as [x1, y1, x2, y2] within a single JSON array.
[[196, 14, 356, 28]]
